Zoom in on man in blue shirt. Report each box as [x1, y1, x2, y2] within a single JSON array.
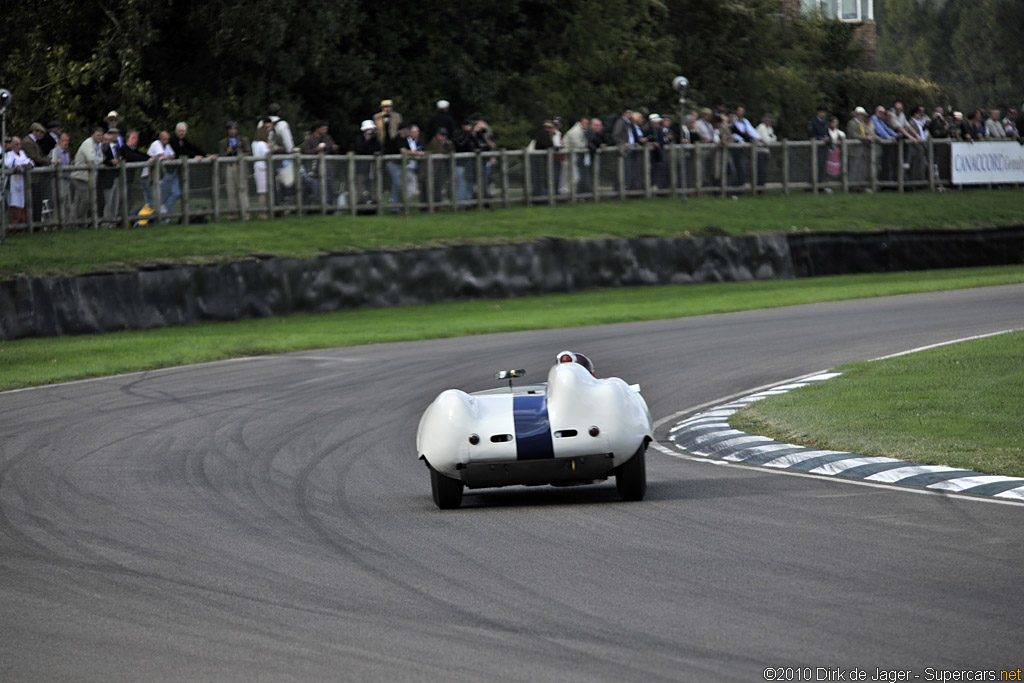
[[871, 106, 898, 182]]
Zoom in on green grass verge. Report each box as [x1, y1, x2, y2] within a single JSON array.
[[730, 330, 1024, 478], [2, 265, 1023, 391], [2, 190, 1024, 279]]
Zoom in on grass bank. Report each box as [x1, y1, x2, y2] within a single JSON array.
[[2, 190, 1023, 279], [2, 265, 1023, 391], [730, 331, 1024, 478]]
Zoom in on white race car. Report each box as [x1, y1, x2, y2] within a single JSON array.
[[417, 351, 653, 509]]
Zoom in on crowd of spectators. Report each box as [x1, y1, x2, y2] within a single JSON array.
[[520, 98, 1023, 196], [4, 96, 1024, 226], [807, 101, 1024, 190]]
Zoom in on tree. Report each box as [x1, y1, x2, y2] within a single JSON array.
[[876, 0, 1023, 109], [0, 0, 1009, 150], [664, 0, 781, 109], [875, 0, 940, 80]]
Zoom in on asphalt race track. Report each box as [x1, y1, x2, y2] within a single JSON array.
[[2, 285, 1023, 682]]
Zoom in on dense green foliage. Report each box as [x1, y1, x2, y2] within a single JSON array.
[[0, 0, 1005, 149], [876, 0, 1024, 110]]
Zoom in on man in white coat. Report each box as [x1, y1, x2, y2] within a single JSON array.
[[71, 127, 104, 222], [4, 137, 33, 225]]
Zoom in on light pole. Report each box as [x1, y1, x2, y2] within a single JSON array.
[[672, 76, 689, 202], [0, 88, 11, 244]]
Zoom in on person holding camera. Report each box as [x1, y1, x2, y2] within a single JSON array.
[[218, 121, 251, 218], [472, 117, 497, 198], [300, 120, 338, 204], [374, 99, 404, 202], [452, 119, 477, 201]]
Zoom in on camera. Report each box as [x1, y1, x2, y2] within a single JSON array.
[[672, 76, 689, 93], [0, 88, 11, 112]]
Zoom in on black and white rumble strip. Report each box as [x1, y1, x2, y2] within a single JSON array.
[[665, 372, 1024, 503]]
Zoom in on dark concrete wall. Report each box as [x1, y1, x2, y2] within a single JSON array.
[[1, 228, 1021, 340]]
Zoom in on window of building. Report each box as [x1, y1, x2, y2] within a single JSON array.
[[800, 0, 873, 21]]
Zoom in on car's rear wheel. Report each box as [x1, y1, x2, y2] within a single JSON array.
[[430, 466, 465, 509], [615, 442, 647, 501]]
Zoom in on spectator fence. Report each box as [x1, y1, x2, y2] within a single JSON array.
[[4, 138, 1022, 234]]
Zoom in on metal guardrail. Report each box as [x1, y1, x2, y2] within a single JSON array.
[[2, 138, 1021, 235]]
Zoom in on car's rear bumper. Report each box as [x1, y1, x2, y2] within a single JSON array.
[[458, 453, 617, 489]]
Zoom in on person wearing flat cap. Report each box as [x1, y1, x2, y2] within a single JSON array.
[[39, 120, 61, 156], [22, 122, 50, 168], [21, 122, 51, 222]]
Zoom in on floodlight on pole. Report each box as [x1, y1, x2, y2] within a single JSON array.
[[0, 88, 10, 244], [672, 77, 689, 202]]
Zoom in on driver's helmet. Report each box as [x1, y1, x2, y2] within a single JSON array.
[[556, 350, 595, 376]]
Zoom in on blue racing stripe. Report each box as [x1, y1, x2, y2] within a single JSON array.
[[513, 394, 554, 460]]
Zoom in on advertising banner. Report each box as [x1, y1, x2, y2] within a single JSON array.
[[951, 141, 1024, 184]]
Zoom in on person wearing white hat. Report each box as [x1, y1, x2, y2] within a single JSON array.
[[105, 111, 124, 147], [354, 119, 380, 152], [353, 119, 382, 204], [428, 99, 456, 141], [845, 106, 876, 185]]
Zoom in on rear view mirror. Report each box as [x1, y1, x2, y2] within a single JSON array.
[[495, 369, 526, 380]]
